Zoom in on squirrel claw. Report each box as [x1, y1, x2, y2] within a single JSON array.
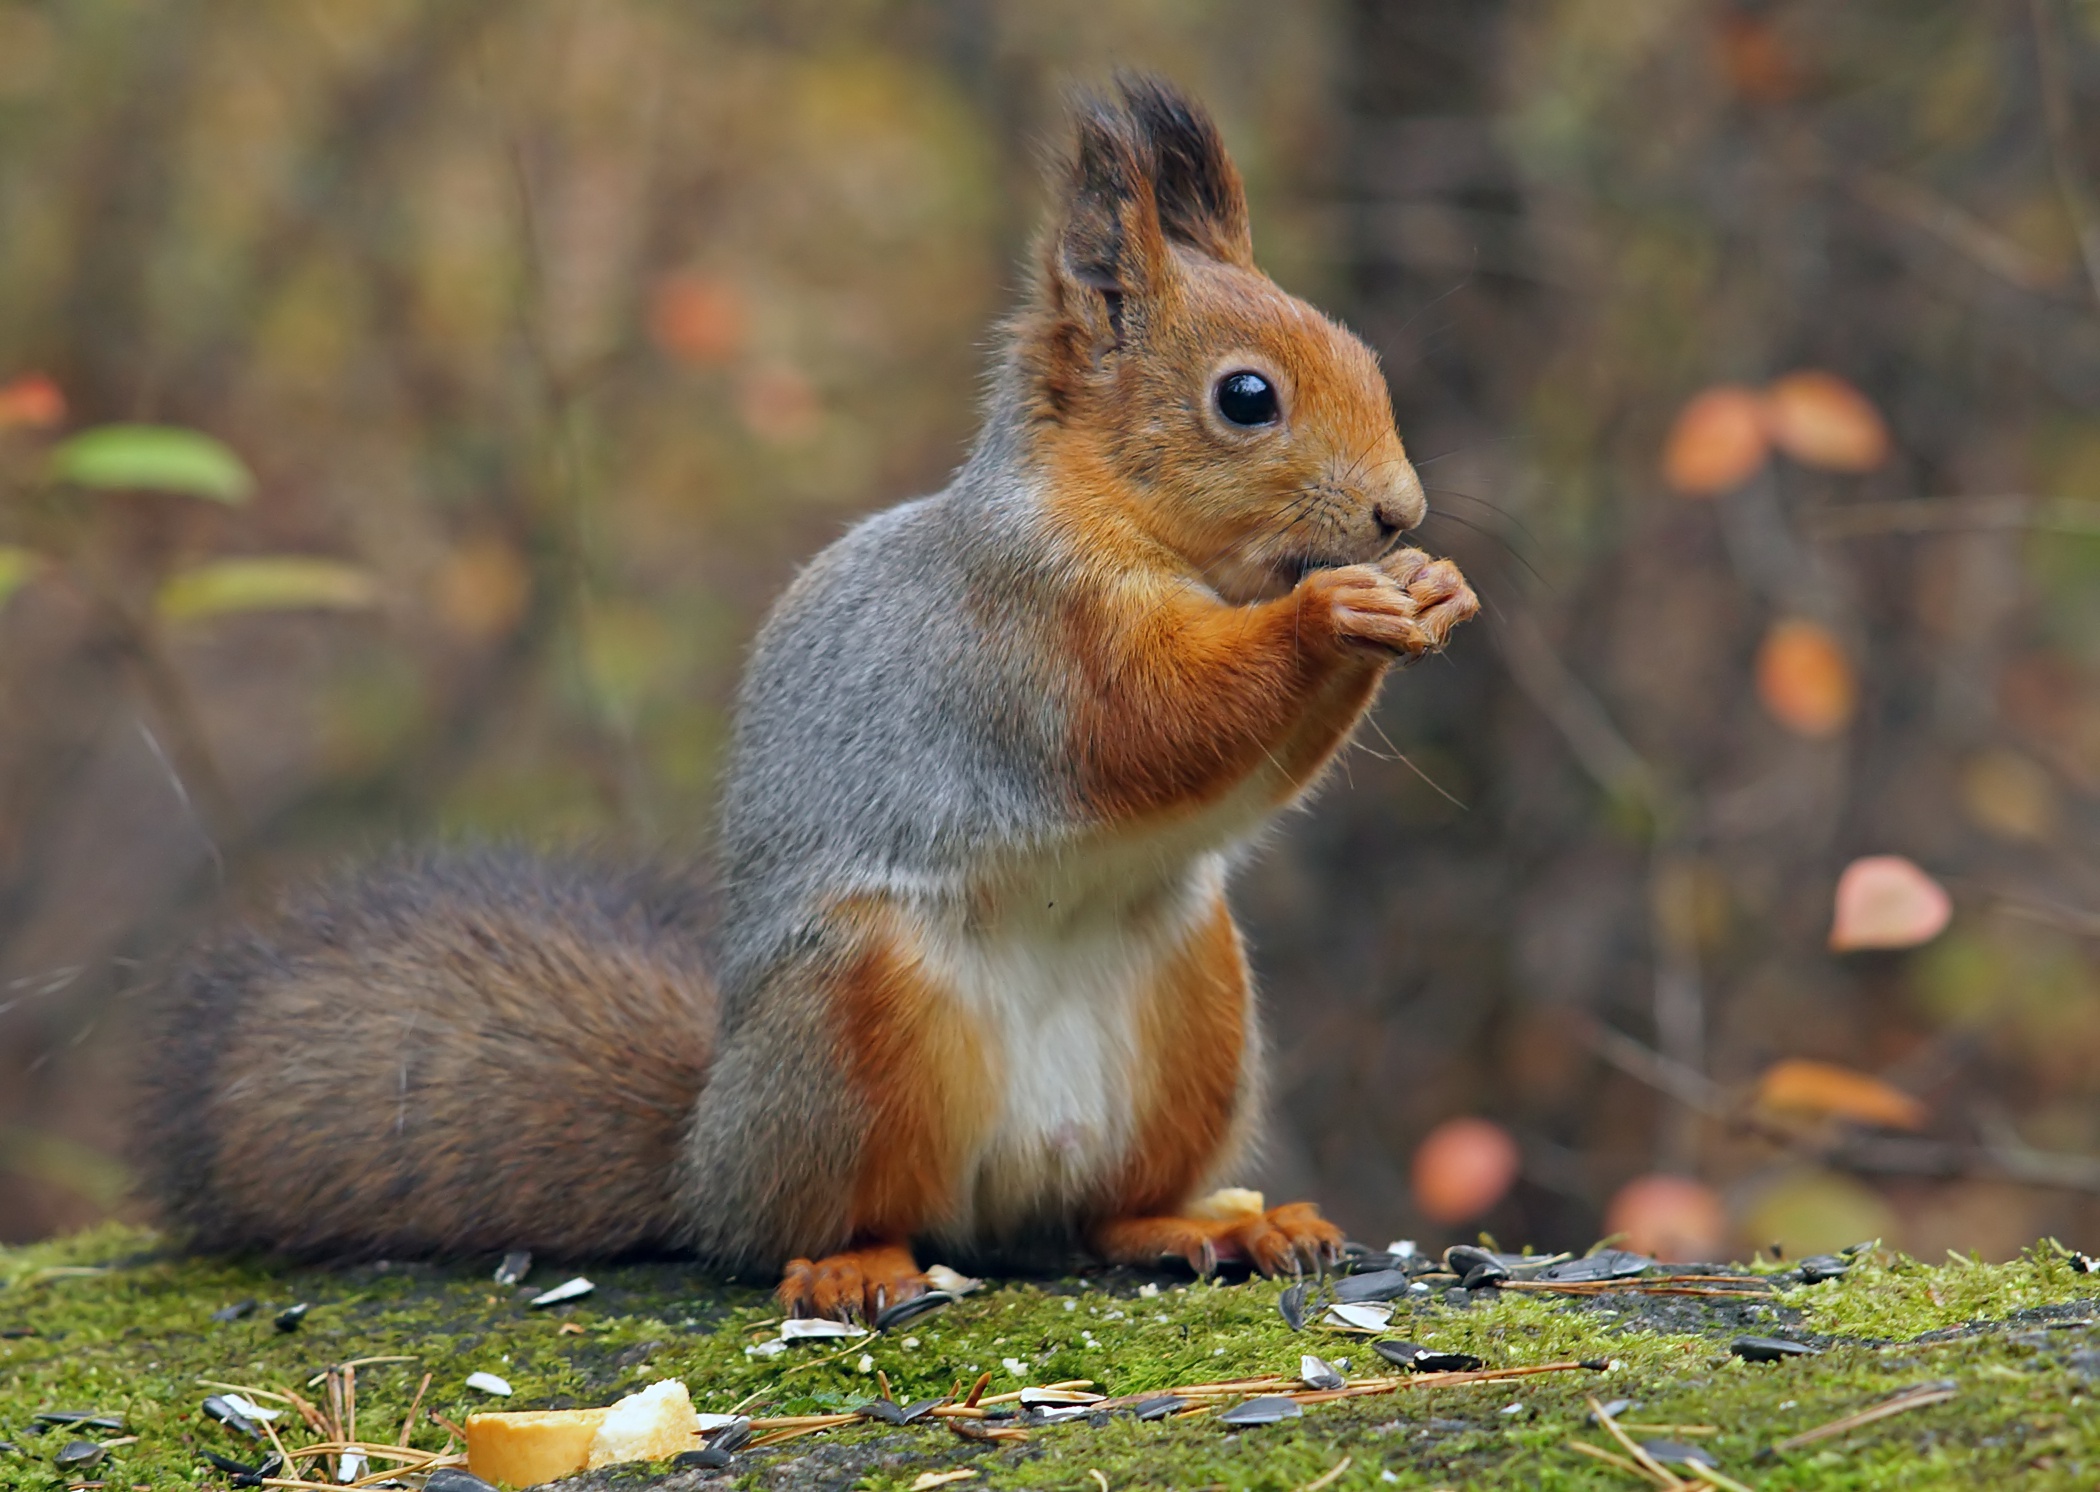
[[776, 1244, 925, 1324]]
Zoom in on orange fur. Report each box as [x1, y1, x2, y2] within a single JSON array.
[[830, 920, 995, 1242], [1054, 511, 1388, 821]]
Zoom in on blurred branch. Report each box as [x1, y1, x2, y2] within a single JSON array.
[[1998, 896, 2100, 940], [1495, 609, 1706, 1167], [1489, 608, 1660, 811], [1585, 1017, 1725, 1114], [1587, 1020, 2100, 1195], [2032, 0, 2100, 311], [1806, 496, 2100, 539], [1850, 168, 2068, 298]]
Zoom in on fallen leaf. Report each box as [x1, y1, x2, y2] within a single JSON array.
[[48, 423, 254, 502], [1603, 1175, 1728, 1262], [1959, 750, 2056, 842], [1829, 854, 1951, 951], [0, 372, 64, 429], [649, 272, 748, 367], [1411, 1117, 1520, 1224], [1662, 385, 1769, 496], [1756, 620, 1856, 737], [1765, 370, 1889, 472], [158, 558, 379, 622], [1755, 1057, 1927, 1130]]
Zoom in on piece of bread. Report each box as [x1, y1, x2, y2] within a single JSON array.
[[586, 1379, 698, 1468], [465, 1379, 699, 1487], [464, 1407, 607, 1488]]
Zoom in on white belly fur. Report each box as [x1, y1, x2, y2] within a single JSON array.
[[912, 851, 1231, 1244]]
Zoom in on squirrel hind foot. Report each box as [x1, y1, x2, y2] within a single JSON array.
[[1091, 1201, 1343, 1279], [777, 1242, 926, 1323]]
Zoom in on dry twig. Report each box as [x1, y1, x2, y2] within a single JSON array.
[[1767, 1382, 1958, 1455]]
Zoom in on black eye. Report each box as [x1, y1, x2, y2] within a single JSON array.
[[1215, 370, 1278, 427]]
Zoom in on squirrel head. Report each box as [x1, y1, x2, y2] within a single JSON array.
[[1014, 75, 1424, 604]]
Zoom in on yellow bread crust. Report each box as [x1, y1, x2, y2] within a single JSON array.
[[465, 1407, 607, 1488]]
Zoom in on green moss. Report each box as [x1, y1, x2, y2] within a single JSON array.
[[2, 1229, 2098, 1489]]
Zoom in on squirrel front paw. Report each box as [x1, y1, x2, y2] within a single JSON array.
[[778, 1242, 927, 1322], [1091, 1201, 1344, 1278], [1307, 549, 1478, 659]]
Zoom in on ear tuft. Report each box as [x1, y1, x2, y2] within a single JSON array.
[[1056, 90, 1169, 307], [1116, 73, 1253, 267]]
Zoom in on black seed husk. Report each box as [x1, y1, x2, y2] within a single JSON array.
[[1278, 1280, 1309, 1330], [1334, 1270, 1413, 1303], [493, 1250, 533, 1287], [1732, 1335, 1819, 1362], [1217, 1395, 1301, 1426], [1641, 1439, 1718, 1467], [54, 1440, 103, 1470], [202, 1395, 263, 1438], [875, 1290, 956, 1332], [32, 1413, 123, 1431]]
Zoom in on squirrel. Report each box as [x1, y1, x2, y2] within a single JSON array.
[[132, 76, 1478, 1321]]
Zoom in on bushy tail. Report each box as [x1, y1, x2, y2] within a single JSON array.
[[133, 848, 717, 1260]]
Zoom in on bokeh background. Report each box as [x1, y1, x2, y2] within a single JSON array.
[[4, 0, 2100, 1266]]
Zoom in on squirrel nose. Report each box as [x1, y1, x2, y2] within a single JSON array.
[[1373, 459, 1428, 536]]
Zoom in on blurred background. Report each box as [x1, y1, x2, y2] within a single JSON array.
[[3, 0, 2099, 1266]]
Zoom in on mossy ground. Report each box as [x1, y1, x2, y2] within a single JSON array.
[[3, 1227, 2099, 1490]]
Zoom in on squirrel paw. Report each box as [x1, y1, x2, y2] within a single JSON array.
[[1091, 1201, 1344, 1278], [1312, 549, 1478, 659], [777, 1242, 927, 1323]]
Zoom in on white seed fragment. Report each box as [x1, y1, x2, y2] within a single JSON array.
[[220, 1394, 280, 1422], [856, 1354, 875, 1373], [780, 1318, 867, 1341], [1323, 1302, 1394, 1332], [529, 1276, 595, 1307], [465, 1372, 513, 1396], [923, 1264, 983, 1295]]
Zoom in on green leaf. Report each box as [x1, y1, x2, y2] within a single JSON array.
[[47, 424, 255, 503], [157, 557, 378, 621], [0, 546, 39, 611]]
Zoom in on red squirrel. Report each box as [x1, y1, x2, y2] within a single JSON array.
[[133, 76, 1477, 1321]]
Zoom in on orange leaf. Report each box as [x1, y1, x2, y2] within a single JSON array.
[[1754, 1057, 1928, 1131], [1764, 370, 1888, 473], [648, 272, 748, 367], [1662, 385, 1770, 496], [0, 372, 64, 429], [1410, 1117, 1519, 1225], [1829, 854, 1951, 952], [1603, 1174, 1728, 1262], [1756, 620, 1856, 737]]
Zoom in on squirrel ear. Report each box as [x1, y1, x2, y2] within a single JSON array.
[[1053, 91, 1172, 331], [1117, 74, 1253, 268]]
